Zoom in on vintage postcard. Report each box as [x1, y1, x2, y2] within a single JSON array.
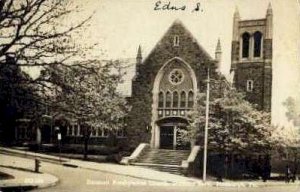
[[0, 0, 300, 191]]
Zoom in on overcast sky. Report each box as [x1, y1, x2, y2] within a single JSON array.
[[29, 0, 300, 127]]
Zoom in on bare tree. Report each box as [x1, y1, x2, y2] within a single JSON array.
[[0, 0, 92, 67], [0, 0, 102, 146]]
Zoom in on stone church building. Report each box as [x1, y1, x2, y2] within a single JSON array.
[[128, 19, 219, 149], [5, 2, 274, 177], [120, 5, 274, 176], [127, 5, 273, 152]]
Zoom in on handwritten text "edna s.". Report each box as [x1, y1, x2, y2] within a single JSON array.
[[154, 1, 203, 12]]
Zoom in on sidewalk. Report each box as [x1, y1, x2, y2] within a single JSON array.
[[0, 146, 69, 163], [1, 147, 300, 188], [67, 159, 300, 187], [0, 167, 58, 189], [0, 147, 59, 190]]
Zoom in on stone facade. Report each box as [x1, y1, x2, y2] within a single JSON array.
[[127, 5, 273, 150], [230, 5, 273, 112], [127, 20, 218, 149]]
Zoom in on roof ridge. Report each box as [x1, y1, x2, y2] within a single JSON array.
[[142, 20, 213, 63]]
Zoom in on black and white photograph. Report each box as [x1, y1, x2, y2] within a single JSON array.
[[0, 0, 300, 191]]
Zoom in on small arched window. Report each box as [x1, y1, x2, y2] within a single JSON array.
[[246, 80, 254, 92], [173, 91, 179, 108], [174, 35, 180, 46], [158, 91, 164, 108], [180, 91, 186, 108], [253, 31, 262, 57], [166, 91, 171, 108], [188, 91, 194, 108], [242, 32, 250, 58]]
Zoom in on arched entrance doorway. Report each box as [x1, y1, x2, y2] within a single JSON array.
[[157, 117, 190, 150], [151, 57, 197, 149]]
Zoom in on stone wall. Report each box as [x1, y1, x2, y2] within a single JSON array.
[[126, 21, 217, 149]]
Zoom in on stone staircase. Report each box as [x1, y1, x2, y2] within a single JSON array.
[[131, 148, 190, 175]]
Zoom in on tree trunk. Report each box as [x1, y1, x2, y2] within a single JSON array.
[[230, 153, 234, 178], [84, 136, 88, 160], [224, 154, 229, 178], [82, 124, 90, 160]]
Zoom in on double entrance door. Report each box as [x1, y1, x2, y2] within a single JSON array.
[[160, 125, 189, 149]]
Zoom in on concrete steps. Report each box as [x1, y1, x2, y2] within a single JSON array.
[[132, 148, 190, 175]]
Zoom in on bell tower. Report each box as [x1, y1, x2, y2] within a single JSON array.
[[230, 4, 273, 112]]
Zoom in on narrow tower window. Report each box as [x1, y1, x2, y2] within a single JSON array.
[[254, 31, 262, 57], [174, 35, 180, 46], [246, 80, 254, 92], [242, 32, 250, 58]]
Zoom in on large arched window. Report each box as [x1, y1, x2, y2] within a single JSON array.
[[253, 31, 262, 57], [242, 32, 250, 58], [188, 91, 194, 108], [166, 91, 171, 108], [158, 91, 164, 108], [180, 91, 186, 108], [173, 91, 179, 108]]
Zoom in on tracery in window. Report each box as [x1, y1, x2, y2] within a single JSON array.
[[169, 69, 184, 85]]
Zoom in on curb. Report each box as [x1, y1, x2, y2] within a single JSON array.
[[67, 161, 300, 188], [207, 180, 300, 188], [38, 174, 59, 189], [0, 171, 59, 190], [2, 147, 300, 188], [0, 147, 69, 164]]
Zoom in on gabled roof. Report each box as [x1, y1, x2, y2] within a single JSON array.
[[142, 19, 213, 64]]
